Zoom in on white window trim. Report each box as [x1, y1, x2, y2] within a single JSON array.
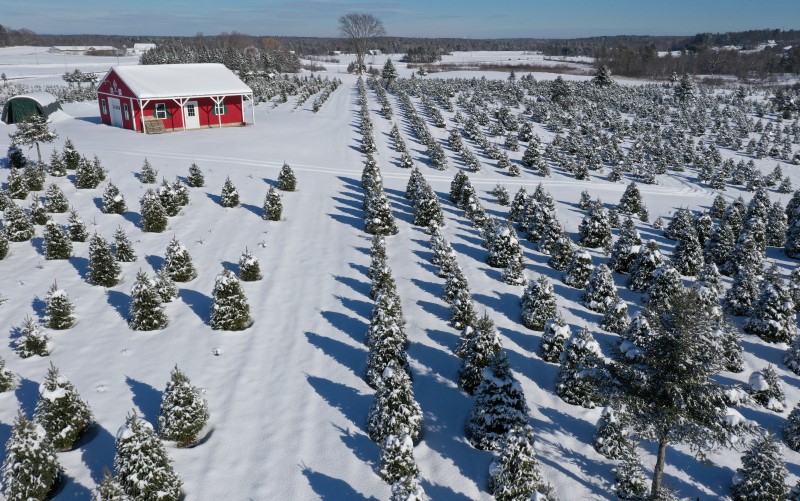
[[187, 103, 196, 117], [213, 102, 226, 115], [101, 99, 108, 114], [123, 103, 130, 120], [155, 103, 167, 120]]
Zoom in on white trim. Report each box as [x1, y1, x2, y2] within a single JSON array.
[[130, 97, 137, 132], [154, 103, 167, 120]]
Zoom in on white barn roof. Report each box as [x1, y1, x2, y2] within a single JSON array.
[[8, 91, 60, 107], [110, 63, 252, 99]]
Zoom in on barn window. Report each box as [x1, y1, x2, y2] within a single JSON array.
[[123, 103, 130, 120], [212, 103, 227, 115], [101, 99, 108, 114], [155, 103, 167, 119]]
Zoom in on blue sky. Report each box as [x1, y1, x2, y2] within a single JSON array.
[[2, 0, 799, 38]]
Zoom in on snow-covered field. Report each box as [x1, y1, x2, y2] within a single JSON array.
[[0, 48, 799, 500]]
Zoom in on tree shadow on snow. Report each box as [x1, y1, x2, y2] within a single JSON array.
[[306, 375, 371, 428], [31, 295, 47, 321], [333, 274, 371, 298], [30, 236, 45, 257], [240, 202, 262, 219], [15, 377, 40, 417], [300, 466, 379, 501], [420, 480, 474, 501], [335, 295, 372, 320], [319, 310, 368, 344], [451, 242, 485, 264], [416, 299, 451, 323], [69, 256, 90, 281], [332, 423, 380, 470], [125, 376, 161, 425], [347, 262, 370, 277], [77, 422, 116, 484], [305, 331, 365, 377], [409, 277, 442, 298], [121, 210, 141, 228], [52, 474, 93, 500], [144, 254, 164, 273], [179, 288, 212, 323], [106, 290, 131, 321], [472, 290, 521, 323], [327, 211, 363, 232]]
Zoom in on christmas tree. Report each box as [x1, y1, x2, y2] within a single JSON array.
[[34, 363, 93, 451], [158, 366, 209, 447], [209, 269, 251, 330], [1, 411, 61, 501]]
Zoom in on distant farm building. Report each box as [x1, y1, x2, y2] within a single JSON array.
[[127, 43, 157, 56], [50, 46, 119, 55], [96, 63, 254, 134], [1, 92, 62, 124]]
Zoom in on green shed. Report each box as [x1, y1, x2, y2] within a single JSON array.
[[1, 92, 62, 124]]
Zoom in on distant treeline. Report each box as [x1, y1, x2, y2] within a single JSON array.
[[3, 25, 799, 79], [139, 38, 301, 74]]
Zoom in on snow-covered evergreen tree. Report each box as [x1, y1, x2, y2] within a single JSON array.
[[44, 281, 74, 330], [140, 189, 168, 233], [744, 264, 796, 343], [488, 222, 522, 269], [0, 356, 15, 392], [102, 182, 126, 215], [154, 266, 178, 304], [521, 275, 557, 331], [128, 271, 168, 331], [540, 315, 570, 363], [163, 237, 197, 282], [43, 220, 72, 260], [390, 474, 428, 501], [617, 182, 643, 216], [209, 269, 251, 331], [67, 208, 88, 242], [578, 202, 612, 249], [785, 403, 800, 452], [158, 366, 209, 447], [466, 352, 529, 451], [238, 248, 261, 281], [380, 434, 419, 485], [458, 313, 503, 394], [156, 179, 181, 217], [220, 176, 240, 208], [138, 159, 157, 184], [3, 203, 35, 242], [556, 326, 605, 408], [61, 138, 80, 170], [601, 299, 631, 334], [262, 186, 283, 221], [489, 424, 549, 501], [7, 142, 27, 169], [14, 316, 50, 358], [645, 265, 685, 312], [593, 407, 633, 460], [75, 156, 101, 189], [23, 162, 46, 192], [628, 240, 663, 292], [43, 184, 68, 213], [367, 362, 423, 443], [563, 249, 594, 289], [450, 286, 477, 331], [112, 227, 136, 263], [277, 162, 297, 191], [34, 363, 93, 451], [671, 227, 704, 276], [508, 187, 528, 223], [548, 232, 575, 271], [6, 167, 29, 200], [731, 434, 788, 500], [723, 266, 762, 317], [1, 410, 61, 501], [612, 444, 650, 500], [187, 162, 205, 188], [767, 201, 787, 247], [93, 468, 129, 501], [582, 264, 619, 312], [114, 412, 183, 500], [366, 190, 399, 236], [87, 233, 121, 287], [28, 196, 48, 226], [501, 250, 527, 286], [748, 365, 785, 412]]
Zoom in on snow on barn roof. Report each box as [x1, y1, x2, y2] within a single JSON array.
[[110, 63, 252, 99]]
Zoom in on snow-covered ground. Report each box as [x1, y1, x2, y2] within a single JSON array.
[[0, 48, 798, 500]]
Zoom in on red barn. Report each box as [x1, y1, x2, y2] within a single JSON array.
[[97, 63, 254, 133]]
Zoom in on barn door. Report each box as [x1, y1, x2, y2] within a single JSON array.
[[109, 97, 123, 128], [184, 101, 200, 129]]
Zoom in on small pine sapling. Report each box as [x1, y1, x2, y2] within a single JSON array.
[[112, 227, 137, 263], [458, 314, 503, 394], [128, 271, 168, 331], [93, 469, 127, 501], [563, 249, 594, 289], [44, 281, 75, 329], [43, 183, 69, 213], [163, 237, 197, 282], [3, 203, 35, 242], [520, 275, 557, 331], [592, 407, 633, 460], [154, 266, 179, 303], [556, 326, 605, 408], [488, 424, 550, 501], [67, 208, 88, 242], [43, 220, 73, 260], [209, 269, 251, 331], [87, 233, 121, 287], [612, 444, 650, 500], [158, 366, 209, 447], [102, 182, 126, 214], [114, 412, 183, 500], [48, 150, 66, 177], [262, 186, 283, 221], [14, 316, 50, 358], [220, 176, 239, 207], [28, 196, 49, 225], [277, 163, 297, 191], [600, 299, 631, 334], [140, 189, 168, 233], [238, 248, 261, 281], [748, 365, 785, 412], [0, 356, 15, 392], [367, 362, 423, 443], [34, 363, 93, 451], [187, 162, 205, 188], [139, 158, 157, 184], [785, 403, 800, 452], [380, 434, 419, 485], [731, 434, 788, 501], [540, 315, 570, 363]]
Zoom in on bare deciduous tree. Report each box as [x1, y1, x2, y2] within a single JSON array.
[[338, 13, 386, 74]]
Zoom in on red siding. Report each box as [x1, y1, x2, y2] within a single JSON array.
[[97, 68, 248, 133]]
